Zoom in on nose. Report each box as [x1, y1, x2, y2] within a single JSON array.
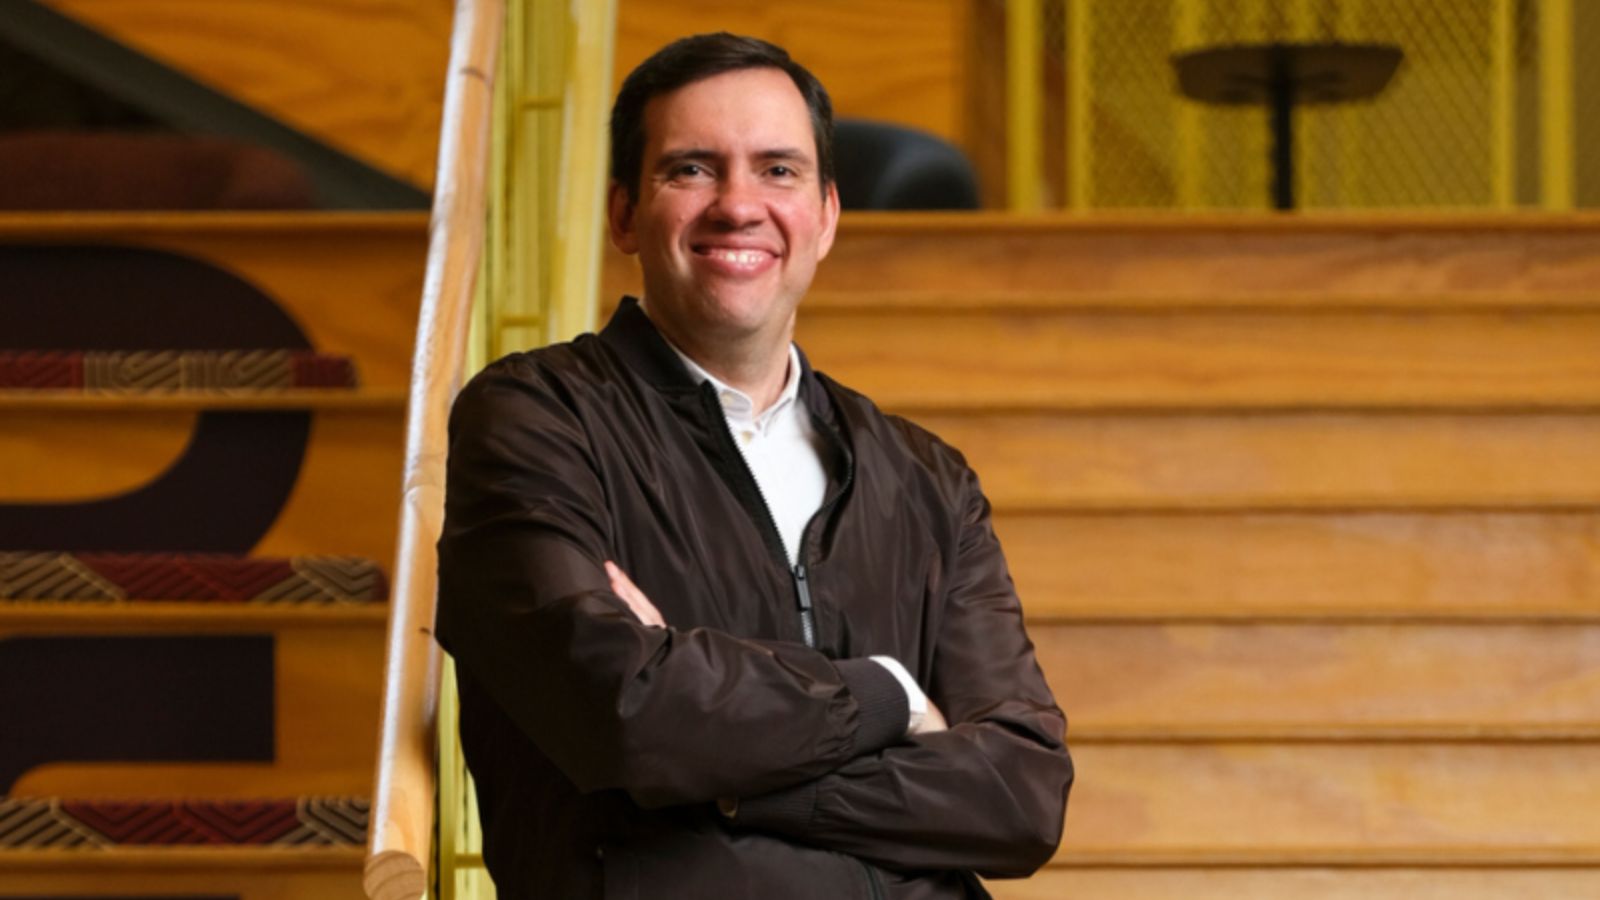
[[708, 172, 765, 227]]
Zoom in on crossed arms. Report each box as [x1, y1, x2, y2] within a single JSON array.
[[435, 362, 1073, 877]]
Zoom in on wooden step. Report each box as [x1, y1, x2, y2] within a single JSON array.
[[2, 846, 363, 900], [920, 411, 1600, 511], [1056, 743, 1600, 858], [794, 307, 1600, 409], [0, 553, 386, 603], [2, 402, 405, 563], [605, 230, 1600, 408], [1033, 622, 1600, 739], [0, 389, 406, 412], [2, 620, 382, 798], [990, 864, 1600, 900], [808, 214, 1600, 299], [1, 213, 427, 388], [0, 796, 367, 847], [995, 510, 1600, 619], [0, 350, 358, 391], [3, 616, 383, 798], [603, 214, 1600, 302]]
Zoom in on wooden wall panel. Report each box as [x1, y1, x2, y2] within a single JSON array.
[[994, 511, 1600, 618], [615, 0, 968, 145], [42, 0, 452, 188], [1058, 744, 1600, 856], [919, 412, 1600, 511], [1033, 622, 1600, 733]]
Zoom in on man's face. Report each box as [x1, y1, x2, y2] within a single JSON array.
[[608, 67, 840, 349]]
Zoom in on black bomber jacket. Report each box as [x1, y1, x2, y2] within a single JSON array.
[[436, 297, 1073, 899]]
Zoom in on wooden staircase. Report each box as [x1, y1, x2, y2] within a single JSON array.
[[0, 213, 425, 898], [605, 212, 1600, 897], [1, 1, 445, 894]]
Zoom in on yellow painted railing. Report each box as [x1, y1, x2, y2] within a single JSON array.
[[366, 1, 614, 898], [1008, 0, 1582, 211]]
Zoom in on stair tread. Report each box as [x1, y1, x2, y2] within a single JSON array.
[[798, 289, 1600, 312], [0, 553, 387, 603], [1036, 620, 1600, 736], [0, 210, 428, 235], [0, 388, 408, 411], [0, 795, 369, 849], [1057, 743, 1600, 857], [0, 845, 364, 870], [999, 510, 1600, 620], [0, 602, 389, 630], [0, 350, 359, 392]]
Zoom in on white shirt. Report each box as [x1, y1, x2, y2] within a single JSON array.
[[669, 342, 929, 734], [672, 344, 826, 566]]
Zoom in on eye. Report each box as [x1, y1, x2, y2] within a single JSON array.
[[768, 165, 795, 178]]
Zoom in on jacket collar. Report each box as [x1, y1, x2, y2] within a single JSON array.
[[599, 295, 827, 413]]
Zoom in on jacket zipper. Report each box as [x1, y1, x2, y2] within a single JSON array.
[[701, 385, 853, 652], [855, 856, 885, 900], [702, 387, 818, 648]]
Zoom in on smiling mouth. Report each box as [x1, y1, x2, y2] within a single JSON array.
[[693, 246, 775, 266]]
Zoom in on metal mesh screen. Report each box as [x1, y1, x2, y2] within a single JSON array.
[[1062, 0, 1541, 210]]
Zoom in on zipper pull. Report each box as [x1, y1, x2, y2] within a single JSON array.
[[792, 564, 817, 648], [793, 564, 813, 611]]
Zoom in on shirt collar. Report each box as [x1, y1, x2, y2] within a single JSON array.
[[669, 341, 802, 428]]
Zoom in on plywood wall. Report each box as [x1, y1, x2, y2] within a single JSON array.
[[615, 0, 972, 148]]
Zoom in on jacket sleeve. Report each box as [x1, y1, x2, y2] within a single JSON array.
[[729, 465, 1074, 879], [435, 361, 909, 809]]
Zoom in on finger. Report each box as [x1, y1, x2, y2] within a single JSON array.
[[605, 561, 665, 627], [916, 700, 950, 735]]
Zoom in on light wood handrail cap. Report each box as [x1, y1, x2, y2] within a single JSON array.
[[364, 849, 427, 900]]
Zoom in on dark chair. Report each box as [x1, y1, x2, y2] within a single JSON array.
[[833, 119, 980, 211]]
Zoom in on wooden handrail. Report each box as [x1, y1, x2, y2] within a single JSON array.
[[365, 2, 504, 898]]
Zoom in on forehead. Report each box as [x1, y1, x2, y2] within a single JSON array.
[[641, 67, 815, 156]]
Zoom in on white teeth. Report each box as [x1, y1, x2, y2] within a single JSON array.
[[708, 249, 767, 265]]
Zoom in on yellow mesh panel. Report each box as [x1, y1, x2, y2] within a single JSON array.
[[1060, 0, 1552, 210]]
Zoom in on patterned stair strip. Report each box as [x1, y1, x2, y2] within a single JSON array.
[[0, 554, 387, 603], [0, 350, 357, 390], [0, 797, 369, 848]]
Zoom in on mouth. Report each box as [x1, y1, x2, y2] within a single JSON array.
[[691, 244, 778, 270]]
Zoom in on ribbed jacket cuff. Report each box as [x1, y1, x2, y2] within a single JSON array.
[[835, 656, 911, 757], [733, 779, 819, 832]]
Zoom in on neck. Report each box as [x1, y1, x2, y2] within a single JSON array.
[[642, 303, 792, 414]]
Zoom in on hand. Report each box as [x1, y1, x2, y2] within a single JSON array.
[[604, 560, 665, 628], [913, 700, 948, 736]]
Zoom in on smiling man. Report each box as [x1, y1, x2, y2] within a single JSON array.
[[436, 33, 1073, 900]]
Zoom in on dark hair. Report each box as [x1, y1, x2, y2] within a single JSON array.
[[609, 32, 835, 203]]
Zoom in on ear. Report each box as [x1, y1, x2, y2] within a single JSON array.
[[607, 181, 639, 255], [816, 181, 841, 261]]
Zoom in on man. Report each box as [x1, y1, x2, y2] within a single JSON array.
[[436, 32, 1072, 899]]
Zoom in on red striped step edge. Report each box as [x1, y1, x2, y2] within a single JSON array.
[[0, 796, 368, 848], [0, 350, 357, 390], [0, 554, 387, 603]]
